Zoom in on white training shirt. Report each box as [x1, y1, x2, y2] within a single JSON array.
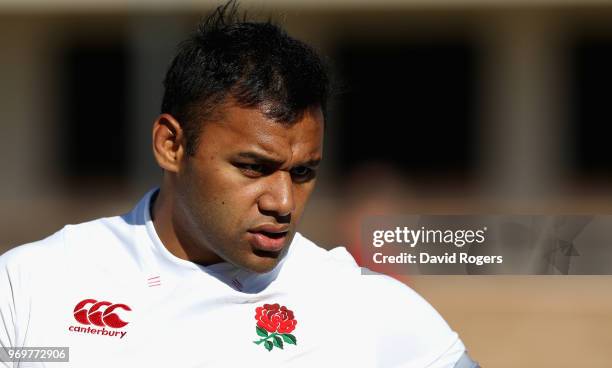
[[0, 190, 466, 367]]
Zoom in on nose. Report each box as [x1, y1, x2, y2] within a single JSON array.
[[258, 171, 295, 218]]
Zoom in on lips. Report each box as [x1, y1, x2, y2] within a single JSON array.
[[248, 224, 289, 252]]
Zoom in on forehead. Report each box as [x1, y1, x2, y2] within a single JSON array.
[[196, 104, 324, 162]]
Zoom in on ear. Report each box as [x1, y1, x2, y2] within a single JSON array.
[[152, 114, 185, 173]]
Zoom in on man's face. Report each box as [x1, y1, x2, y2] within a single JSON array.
[[173, 103, 324, 273]]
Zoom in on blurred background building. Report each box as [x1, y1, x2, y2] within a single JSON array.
[[2, 0, 612, 366]]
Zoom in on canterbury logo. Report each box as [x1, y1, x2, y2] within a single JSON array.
[[73, 299, 131, 328]]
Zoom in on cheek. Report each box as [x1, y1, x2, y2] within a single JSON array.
[[292, 182, 317, 214], [191, 165, 263, 220]]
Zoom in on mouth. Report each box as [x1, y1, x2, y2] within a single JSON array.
[[247, 225, 290, 253]]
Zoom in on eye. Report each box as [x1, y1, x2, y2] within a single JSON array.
[[290, 166, 315, 183], [236, 163, 266, 177]]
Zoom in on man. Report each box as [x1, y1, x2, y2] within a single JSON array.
[[0, 2, 478, 367]]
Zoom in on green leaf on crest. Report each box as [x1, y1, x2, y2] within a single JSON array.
[[282, 333, 297, 345], [273, 336, 284, 349], [256, 326, 268, 337]]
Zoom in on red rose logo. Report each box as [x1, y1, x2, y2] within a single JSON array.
[[255, 303, 297, 334], [253, 303, 297, 352]]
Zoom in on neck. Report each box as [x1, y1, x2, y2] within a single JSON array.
[[151, 181, 224, 266], [151, 183, 190, 262], [149, 184, 285, 293]]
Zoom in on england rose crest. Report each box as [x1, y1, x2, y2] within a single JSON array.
[[253, 303, 297, 351]]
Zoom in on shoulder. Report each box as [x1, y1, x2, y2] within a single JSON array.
[[288, 234, 465, 367], [0, 213, 137, 278], [1, 228, 66, 276], [284, 233, 365, 286], [288, 232, 360, 272], [288, 235, 446, 321], [0, 228, 69, 323]]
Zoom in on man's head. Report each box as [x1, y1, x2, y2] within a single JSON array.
[[152, 1, 329, 273], [161, 1, 329, 156]]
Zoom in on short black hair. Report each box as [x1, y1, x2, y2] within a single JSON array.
[[161, 0, 330, 155]]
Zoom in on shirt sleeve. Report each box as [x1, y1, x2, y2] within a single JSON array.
[[452, 352, 480, 368], [0, 248, 20, 368], [0, 230, 65, 368]]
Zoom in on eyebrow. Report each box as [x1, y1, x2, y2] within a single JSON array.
[[236, 152, 321, 167], [302, 158, 321, 167], [237, 152, 283, 165]]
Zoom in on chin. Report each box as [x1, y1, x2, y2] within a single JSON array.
[[246, 265, 276, 274], [241, 250, 285, 274]]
